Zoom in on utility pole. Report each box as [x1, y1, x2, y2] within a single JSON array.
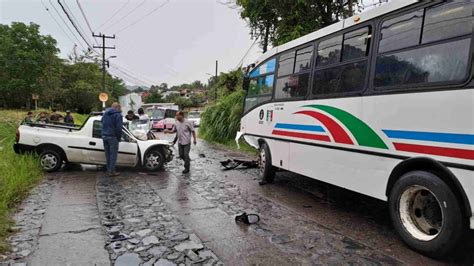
[[93, 33, 115, 96], [215, 60, 218, 101]]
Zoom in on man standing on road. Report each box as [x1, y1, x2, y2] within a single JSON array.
[[101, 103, 123, 177], [164, 111, 196, 174]]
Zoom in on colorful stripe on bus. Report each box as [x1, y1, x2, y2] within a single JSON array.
[[383, 130, 474, 160], [271, 105, 474, 160]]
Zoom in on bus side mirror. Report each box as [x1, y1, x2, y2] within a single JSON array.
[[243, 77, 250, 91]]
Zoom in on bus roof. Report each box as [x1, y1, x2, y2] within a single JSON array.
[[253, 0, 418, 67]]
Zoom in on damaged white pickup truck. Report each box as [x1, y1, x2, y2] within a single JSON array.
[[14, 112, 173, 172]]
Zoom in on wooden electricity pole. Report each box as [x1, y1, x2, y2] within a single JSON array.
[[93, 33, 115, 93]]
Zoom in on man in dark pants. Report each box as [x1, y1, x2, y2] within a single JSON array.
[[101, 102, 123, 177], [164, 111, 196, 173]]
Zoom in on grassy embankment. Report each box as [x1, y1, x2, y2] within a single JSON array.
[[0, 109, 86, 253], [199, 91, 257, 155]]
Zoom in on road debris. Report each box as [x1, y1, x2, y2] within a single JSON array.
[[235, 212, 260, 225], [220, 159, 258, 170]]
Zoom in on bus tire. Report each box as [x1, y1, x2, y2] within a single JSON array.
[[259, 143, 275, 185], [388, 170, 464, 258]]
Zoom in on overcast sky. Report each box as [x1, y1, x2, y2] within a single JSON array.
[[0, 0, 263, 87]]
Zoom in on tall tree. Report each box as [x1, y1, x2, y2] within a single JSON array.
[[236, 0, 361, 50], [235, 0, 277, 52], [0, 22, 59, 108]]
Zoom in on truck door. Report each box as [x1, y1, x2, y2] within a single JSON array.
[[91, 121, 138, 167], [116, 131, 139, 167], [89, 120, 107, 164]]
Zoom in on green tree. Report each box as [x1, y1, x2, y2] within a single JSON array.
[[61, 62, 102, 113], [107, 75, 128, 102], [38, 55, 64, 108], [175, 97, 192, 109], [145, 91, 164, 103], [190, 93, 206, 106], [0, 22, 60, 108], [236, 0, 360, 50]]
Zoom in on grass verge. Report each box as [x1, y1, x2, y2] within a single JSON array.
[[0, 109, 88, 254], [0, 119, 42, 254]]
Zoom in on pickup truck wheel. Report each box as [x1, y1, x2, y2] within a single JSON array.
[[39, 149, 63, 172], [144, 149, 164, 171]]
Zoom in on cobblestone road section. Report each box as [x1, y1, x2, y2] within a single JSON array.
[[1, 178, 55, 262], [96, 174, 222, 265], [150, 143, 402, 265]]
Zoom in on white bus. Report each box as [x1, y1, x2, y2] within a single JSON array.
[[237, 0, 473, 258]]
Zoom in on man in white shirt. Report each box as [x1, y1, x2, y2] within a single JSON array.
[[137, 108, 149, 122]]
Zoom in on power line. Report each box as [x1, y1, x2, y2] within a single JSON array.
[[57, 0, 100, 55], [102, 0, 147, 32], [111, 70, 150, 87], [110, 65, 152, 86], [115, 36, 178, 79], [114, 64, 156, 85], [116, 0, 170, 34], [111, 63, 154, 86], [40, 0, 77, 46], [75, 0, 99, 46], [62, 0, 95, 45], [47, 0, 88, 51], [111, 63, 155, 85], [235, 38, 258, 69], [95, 0, 131, 32]]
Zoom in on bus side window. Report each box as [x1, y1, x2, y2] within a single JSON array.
[[374, 2, 473, 89], [312, 26, 371, 97], [378, 10, 423, 53], [275, 46, 313, 100]]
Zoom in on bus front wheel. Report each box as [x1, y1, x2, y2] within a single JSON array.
[[258, 143, 276, 185], [388, 171, 465, 258]]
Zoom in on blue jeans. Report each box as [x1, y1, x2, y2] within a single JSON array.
[[103, 137, 119, 173]]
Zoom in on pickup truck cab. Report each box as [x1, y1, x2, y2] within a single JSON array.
[[14, 113, 173, 172]]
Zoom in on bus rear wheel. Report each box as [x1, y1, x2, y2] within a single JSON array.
[[388, 171, 464, 258], [258, 143, 275, 185]]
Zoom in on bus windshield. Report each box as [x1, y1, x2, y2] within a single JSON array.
[[147, 108, 165, 120]]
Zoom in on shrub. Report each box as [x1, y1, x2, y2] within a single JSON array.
[[199, 90, 245, 143]]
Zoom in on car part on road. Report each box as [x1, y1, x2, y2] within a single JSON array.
[[388, 170, 465, 258], [220, 159, 258, 170], [39, 149, 63, 172], [144, 149, 165, 171], [235, 213, 260, 225], [258, 143, 275, 185]]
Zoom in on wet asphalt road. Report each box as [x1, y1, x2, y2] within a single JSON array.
[[2, 132, 474, 265]]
